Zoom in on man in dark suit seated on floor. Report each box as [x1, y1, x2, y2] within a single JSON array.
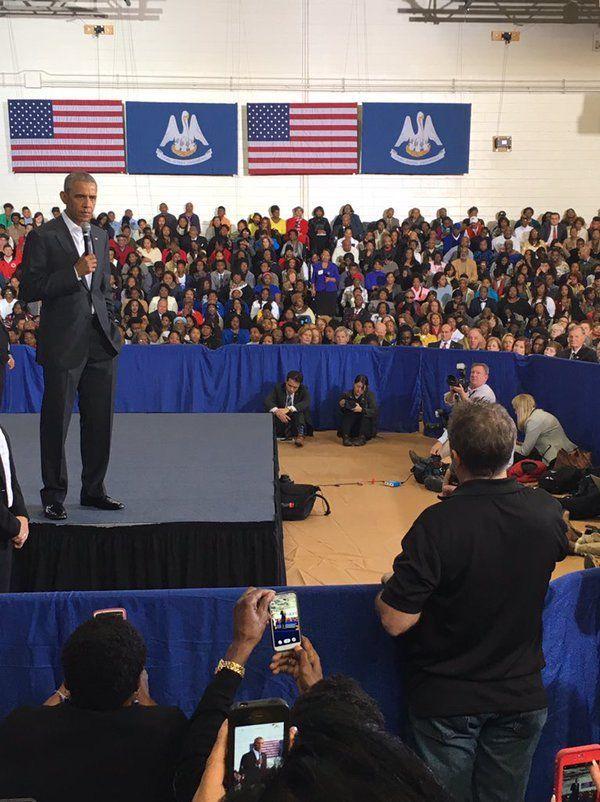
[[428, 323, 463, 350], [557, 324, 598, 363], [264, 370, 312, 448], [0, 424, 28, 592]]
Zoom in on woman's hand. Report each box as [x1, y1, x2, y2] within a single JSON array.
[[193, 721, 228, 802]]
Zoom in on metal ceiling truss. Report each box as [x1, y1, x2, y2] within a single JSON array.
[[0, 0, 163, 19], [397, 0, 600, 24]]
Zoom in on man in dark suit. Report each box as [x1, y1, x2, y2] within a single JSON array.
[[20, 172, 124, 520], [428, 323, 463, 350], [239, 737, 268, 785], [148, 298, 176, 334], [0, 424, 28, 592], [540, 212, 568, 244], [468, 287, 497, 318], [152, 202, 178, 231], [0, 320, 15, 407], [264, 370, 312, 447], [557, 325, 599, 363]]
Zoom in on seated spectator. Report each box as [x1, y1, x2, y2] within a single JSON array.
[[557, 324, 599, 362], [194, 659, 450, 802], [338, 374, 378, 446], [428, 322, 462, 350], [512, 394, 578, 466], [221, 316, 250, 345], [264, 370, 312, 447], [0, 588, 275, 802]]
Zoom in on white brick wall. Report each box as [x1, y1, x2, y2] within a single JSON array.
[[0, 0, 599, 226]]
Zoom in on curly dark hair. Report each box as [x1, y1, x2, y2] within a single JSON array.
[[62, 617, 146, 711], [224, 676, 450, 802]]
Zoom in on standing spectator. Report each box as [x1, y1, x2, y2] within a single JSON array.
[[311, 249, 340, 319], [376, 401, 568, 802], [286, 207, 309, 246]]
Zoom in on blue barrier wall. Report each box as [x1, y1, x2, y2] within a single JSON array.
[[4, 345, 600, 459], [0, 573, 599, 802]]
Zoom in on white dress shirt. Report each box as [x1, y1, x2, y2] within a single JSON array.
[[438, 383, 497, 445], [62, 211, 94, 312], [0, 428, 13, 508]]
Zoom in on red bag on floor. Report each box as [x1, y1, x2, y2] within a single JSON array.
[[508, 459, 548, 484]]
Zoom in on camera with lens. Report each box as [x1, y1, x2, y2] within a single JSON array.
[[342, 397, 359, 411], [446, 362, 469, 392]]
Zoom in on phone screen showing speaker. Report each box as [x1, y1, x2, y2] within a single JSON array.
[[270, 592, 301, 651], [232, 721, 285, 789], [560, 763, 596, 800]]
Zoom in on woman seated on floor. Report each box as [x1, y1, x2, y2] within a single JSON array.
[[337, 375, 379, 447], [511, 393, 577, 467]]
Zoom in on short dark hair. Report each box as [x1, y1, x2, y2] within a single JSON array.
[[63, 172, 97, 192], [62, 618, 146, 711], [448, 401, 516, 477], [286, 370, 303, 384]]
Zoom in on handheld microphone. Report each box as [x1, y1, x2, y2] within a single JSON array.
[[81, 222, 94, 255]]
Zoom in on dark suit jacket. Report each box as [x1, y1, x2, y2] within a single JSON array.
[[264, 383, 313, 430], [0, 322, 10, 365], [540, 222, 568, 243], [428, 340, 463, 350], [149, 309, 176, 333], [0, 425, 29, 593], [240, 749, 268, 781], [557, 346, 598, 363], [20, 216, 121, 369], [469, 297, 497, 317]]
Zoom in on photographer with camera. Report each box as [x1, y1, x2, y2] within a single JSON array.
[[338, 374, 379, 447], [430, 363, 496, 459]]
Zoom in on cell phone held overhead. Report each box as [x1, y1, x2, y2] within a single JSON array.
[[554, 744, 600, 801], [92, 607, 127, 620], [227, 698, 290, 791], [269, 591, 301, 652]]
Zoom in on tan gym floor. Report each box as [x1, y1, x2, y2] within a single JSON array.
[[279, 431, 583, 586]]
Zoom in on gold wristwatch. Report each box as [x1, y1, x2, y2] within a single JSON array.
[[215, 659, 245, 678]]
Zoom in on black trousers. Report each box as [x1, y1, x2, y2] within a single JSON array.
[[274, 411, 306, 438], [340, 410, 371, 439], [40, 317, 117, 506], [0, 541, 11, 593]]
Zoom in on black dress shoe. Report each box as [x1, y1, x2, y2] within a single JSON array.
[[44, 503, 67, 520], [80, 495, 126, 511]]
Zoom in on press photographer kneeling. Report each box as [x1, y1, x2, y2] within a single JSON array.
[[431, 363, 497, 460]]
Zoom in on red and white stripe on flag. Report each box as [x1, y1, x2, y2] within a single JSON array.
[[9, 99, 126, 174], [247, 102, 359, 175]]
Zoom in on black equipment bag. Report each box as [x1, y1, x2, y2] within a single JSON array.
[[279, 475, 331, 521], [560, 474, 600, 520], [538, 467, 584, 495]]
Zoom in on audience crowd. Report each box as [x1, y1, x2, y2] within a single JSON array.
[[2, 200, 600, 359]]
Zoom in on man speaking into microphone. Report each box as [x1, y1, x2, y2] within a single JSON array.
[[21, 172, 123, 520]]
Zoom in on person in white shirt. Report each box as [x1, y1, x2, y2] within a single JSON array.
[[492, 231, 518, 253], [431, 364, 497, 458]]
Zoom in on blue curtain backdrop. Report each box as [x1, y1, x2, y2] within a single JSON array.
[[0, 573, 599, 802], [4, 345, 600, 459]]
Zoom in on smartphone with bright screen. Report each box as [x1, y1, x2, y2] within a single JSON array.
[[269, 592, 301, 652], [555, 745, 600, 800], [92, 608, 127, 620], [227, 699, 289, 790]]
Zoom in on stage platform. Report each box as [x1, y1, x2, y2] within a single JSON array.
[[6, 413, 284, 592]]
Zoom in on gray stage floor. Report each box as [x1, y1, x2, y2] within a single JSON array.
[[3, 413, 276, 526]]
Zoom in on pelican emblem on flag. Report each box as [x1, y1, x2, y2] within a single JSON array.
[[390, 111, 446, 166], [156, 110, 213, 165]]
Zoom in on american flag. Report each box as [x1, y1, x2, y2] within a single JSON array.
[[8, 99, 126, 173], [247, 103, 358, 175]]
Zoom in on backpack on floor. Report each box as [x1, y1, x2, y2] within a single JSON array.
[[279, 475, 331, 521], [538, 467, 585, 495], [560, 475, 600, 520]]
